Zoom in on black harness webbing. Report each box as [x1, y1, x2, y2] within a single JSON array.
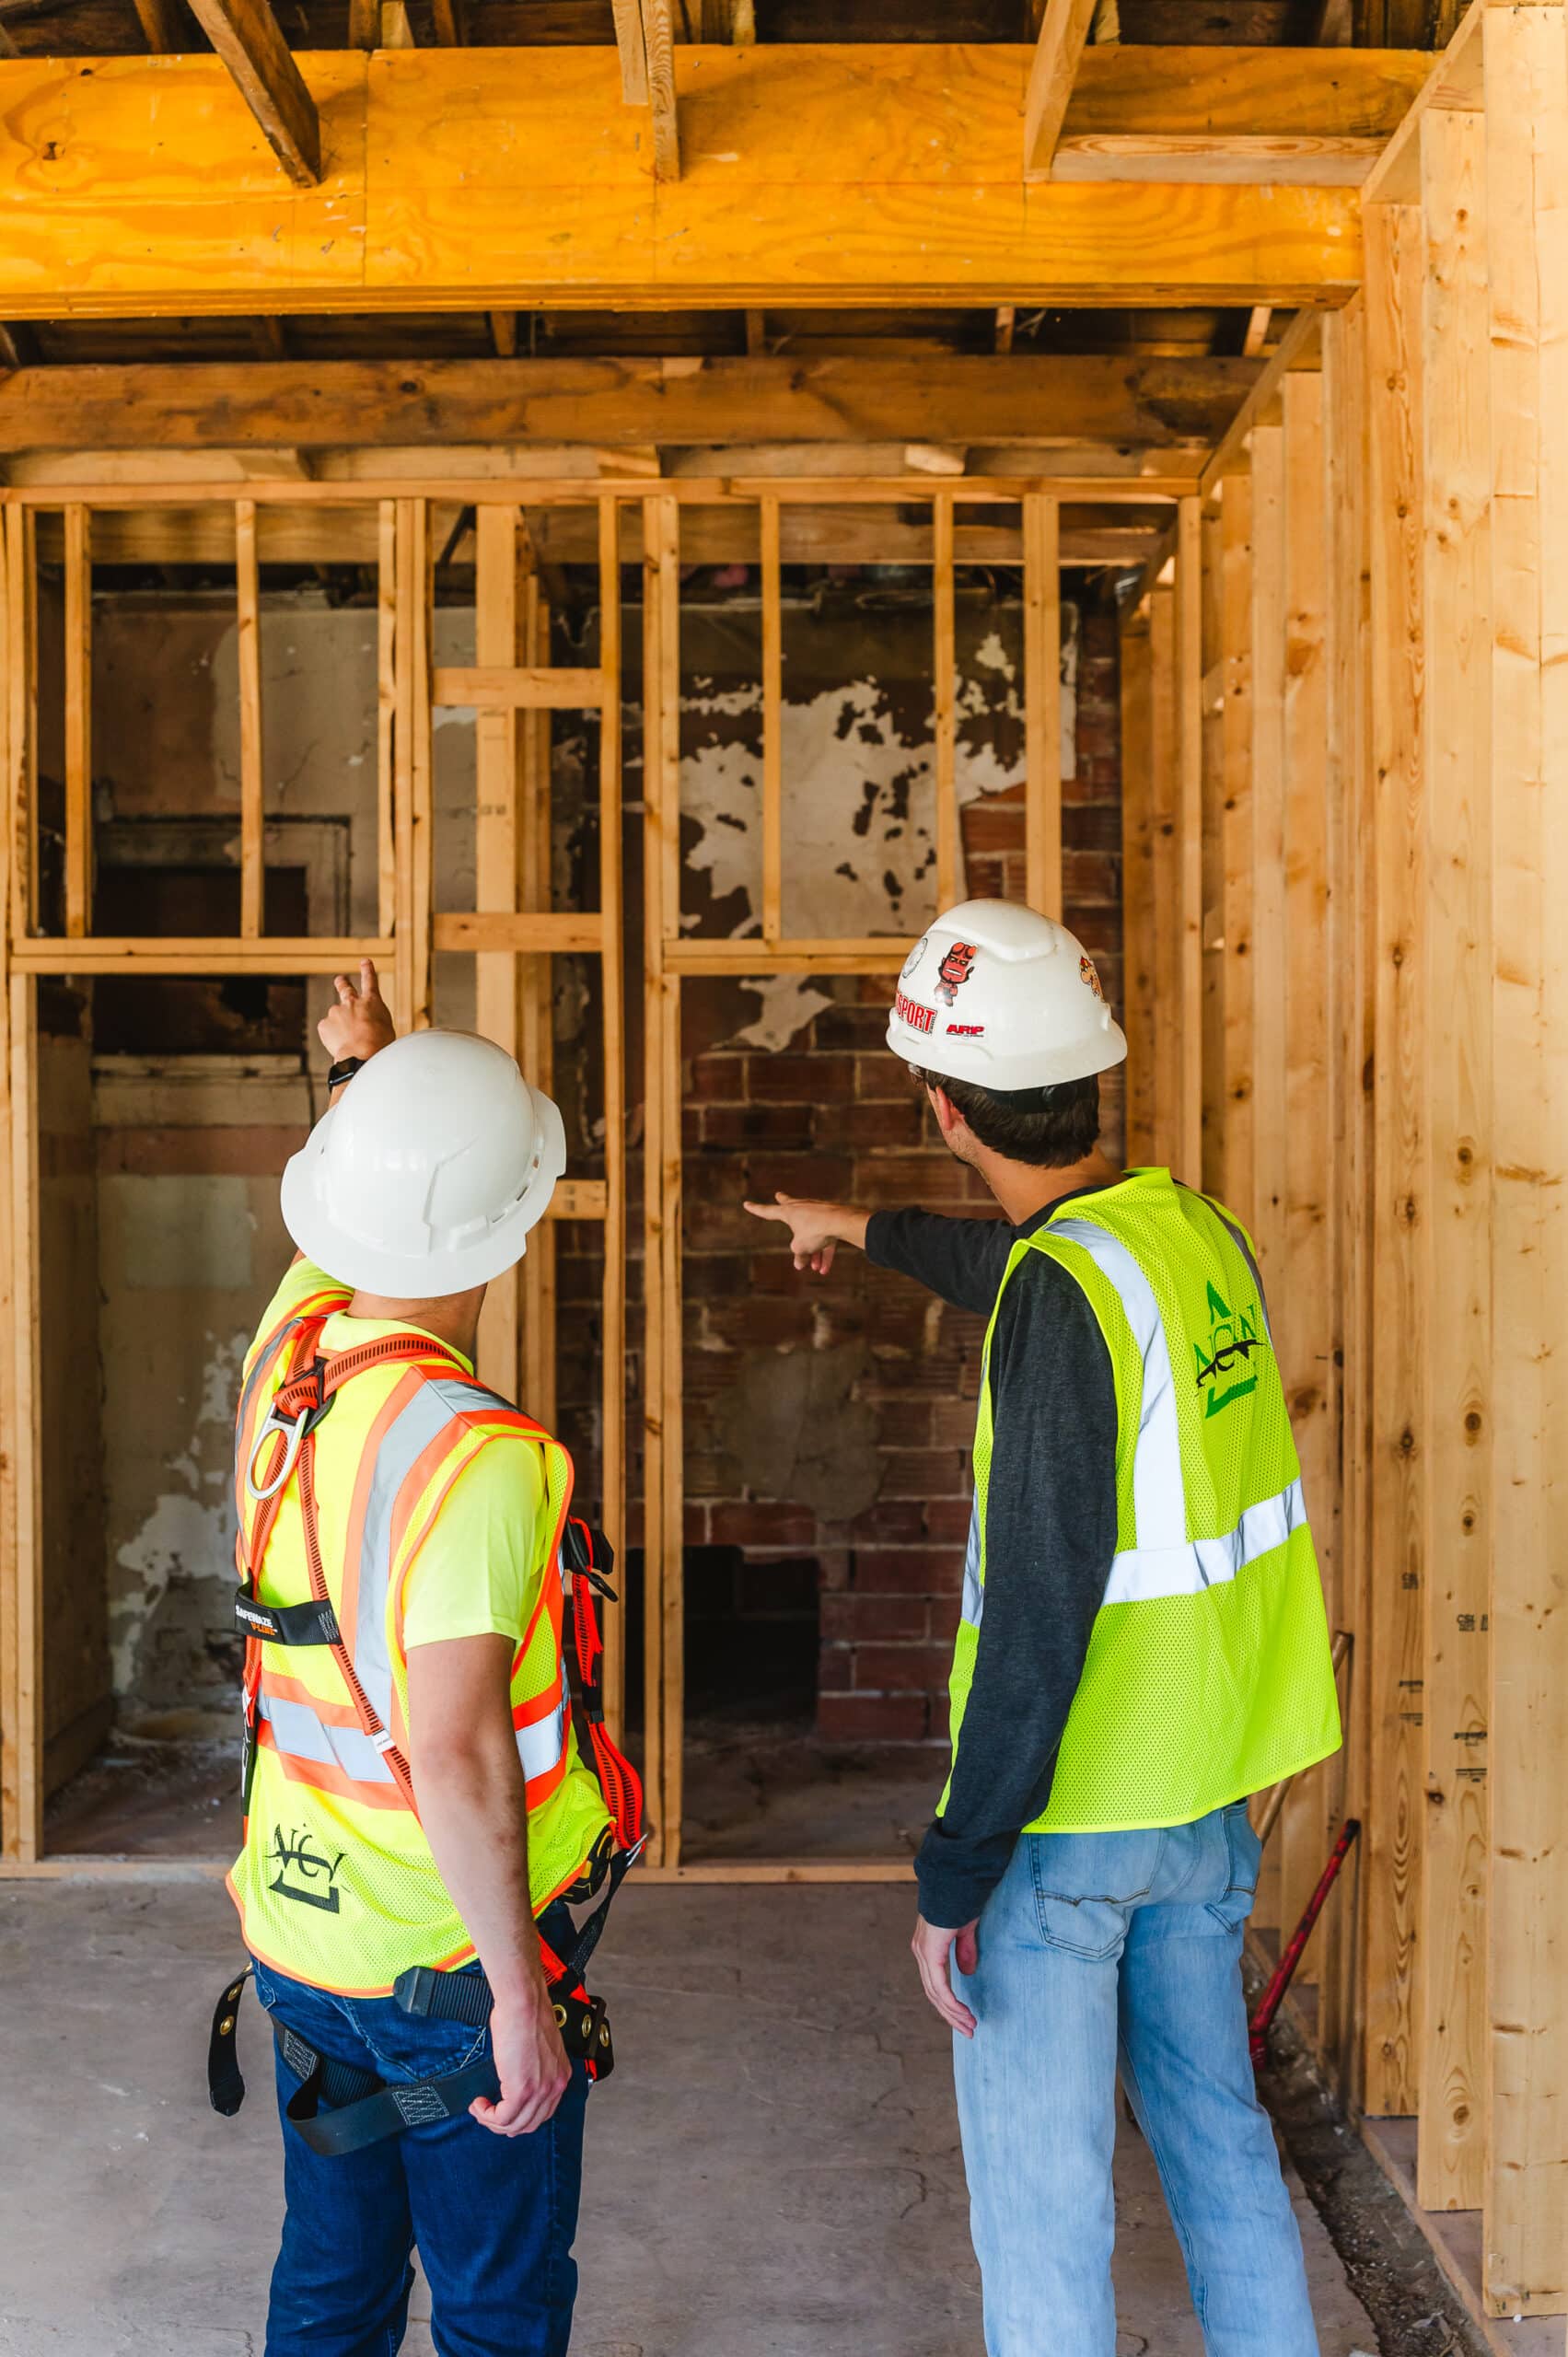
[[209, 1840, 636, 2155]]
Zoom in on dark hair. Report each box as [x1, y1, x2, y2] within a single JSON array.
[[912, 1067, 1101, 1169]]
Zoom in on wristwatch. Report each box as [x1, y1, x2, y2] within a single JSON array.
[[327, 1056, 365, 1094]]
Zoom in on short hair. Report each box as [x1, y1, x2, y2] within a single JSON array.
[[911, 1067, 1101, 1169]]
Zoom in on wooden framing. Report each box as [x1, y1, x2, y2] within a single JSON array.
[[0, 50, 1381, 319], [1128, 17, 1568, 2306]]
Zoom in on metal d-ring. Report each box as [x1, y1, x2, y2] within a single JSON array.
[[246, 1404, 308, 1503]]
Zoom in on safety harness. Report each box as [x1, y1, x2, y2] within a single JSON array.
[[208, 1314, 644, 2155]]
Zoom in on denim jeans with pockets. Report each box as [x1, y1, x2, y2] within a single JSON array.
[[252, 1954, 588, 2357], [951, 1802, 1319, 2357]]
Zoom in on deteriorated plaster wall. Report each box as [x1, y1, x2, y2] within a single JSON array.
[[65, 575, 1120, 1754]]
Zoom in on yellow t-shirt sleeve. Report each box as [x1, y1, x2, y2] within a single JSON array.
[[245, 1256, 351, 1378], [401, 1434, 547, 1650]]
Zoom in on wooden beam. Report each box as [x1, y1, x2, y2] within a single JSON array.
[[1024, 0, 1098, 182], [1481, 2, 1568, 2313], [933, 492, 958, 911], [180, 0, 322, 188], [1023, 491, 1062, 918], [346, 0, 377, 50], [132, 0, 185, 50], [1361, 0, 1485, 211], [432, 666, 604, 711], [1363, 196, 1425, 2122], [1147, 582, 1181, 1168], [470, 504, 520, 1405], [429, 0, 467, 43], [1243, 305, 1272, 357], [62, 504, 90, 940], [610, 0, 648, 106], [1218, 468, 1254, 1222], [488, 311, 518, 360], [1416, 99, 1490, 2221], [1052, 134, 1382, 186], [596, 492, 628, 1740], [1201, 308, 1324, 500], [235, 495, 264, 937], [640, 0, 679, 182], [760, 491, 782, 942], [1176, 495, 1204, 1185], [1121, 605, 1156, 1166], [0, 51, 1370, 316], [249, 316, 288, 362], [0, 355, 1264, 458]]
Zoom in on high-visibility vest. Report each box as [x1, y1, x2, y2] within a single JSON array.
[[943, 1169, 1342, 1834], [226, 1303, 614, 1997]]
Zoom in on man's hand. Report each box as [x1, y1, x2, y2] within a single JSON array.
[[318, 958, 397, 1074], [470, 1980, 573, 2138], [912, 1913, 980, 2038], [742, 1193, 869, 1276]]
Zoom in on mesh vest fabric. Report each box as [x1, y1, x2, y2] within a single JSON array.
[[227, 1276, 610, 1997], [941, 1170, 1342, 1835]]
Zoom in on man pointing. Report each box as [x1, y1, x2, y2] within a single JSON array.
[[748, 900, 1341, 2357]]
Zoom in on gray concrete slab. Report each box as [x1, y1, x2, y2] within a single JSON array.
[[0, 1879, 1376, 2357]]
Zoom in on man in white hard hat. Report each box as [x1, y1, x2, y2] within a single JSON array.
[[214, 960, 642, 2357], [747, 900, 1341, 2357]]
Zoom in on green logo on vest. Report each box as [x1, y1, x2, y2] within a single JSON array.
[[1194, 1279, 1263, 1418]]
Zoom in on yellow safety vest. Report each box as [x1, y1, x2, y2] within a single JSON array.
[[226, 1285, 611, 1996]]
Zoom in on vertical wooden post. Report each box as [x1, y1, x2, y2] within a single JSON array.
[[5, 510, 35, 946], [1218, 468, 1255, 1224], [1023, 491, 1063, 918], [1321, 293, 1375, 2094], [760, 492, 784, 942], [1481, 3, 1568, 2310], [376, 501, 398, 946], [1200, 498, 1226, 1201], [642, 492, 683, 1868], [519, 572, 558, 1435], [1119, 603, 1156, 1165], [63, 505, 92, 941], [1147, 582, 1180, 1168], [473, 505, 523, 1403], [1415, 100, 1492, 2218], [236, 497, 264, 939], [1249, 424, 1287, 1280], [0, 971, 41, 1862], [598, 494, 627, 1742], [1176, 496, 1204, 1184], [1279, 368, 1334, 1974], [933, 491, 958, 913], [393, 499, 434, 1033], [1364, 195, 1427, 2123]]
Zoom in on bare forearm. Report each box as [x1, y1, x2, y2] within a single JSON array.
[[413, 1740, 543, 2006]]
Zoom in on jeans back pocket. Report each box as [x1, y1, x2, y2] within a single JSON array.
[[1028, 1829, 1162, 1960]]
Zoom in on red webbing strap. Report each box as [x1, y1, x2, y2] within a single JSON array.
[[568, 1527, 645, 1851]]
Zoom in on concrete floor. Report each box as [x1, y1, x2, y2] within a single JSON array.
[[0, 1878, 1377, 2357]]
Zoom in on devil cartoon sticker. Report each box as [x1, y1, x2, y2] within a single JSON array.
[[1079, 952, 1105, 1001], [935, 941, 977, 1006]]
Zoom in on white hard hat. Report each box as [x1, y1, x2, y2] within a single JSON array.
[[281, 1030, 565, 1296], [887, 898, 1127, 1092]]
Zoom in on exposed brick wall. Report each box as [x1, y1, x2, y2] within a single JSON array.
[[672, 584, 1125, 1749]]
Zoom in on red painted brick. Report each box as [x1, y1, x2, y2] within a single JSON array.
[[746, 1051, 855, 1103], [923, 1499, 975, 1543], [699, 1102, 817, 1150], [690, 1054, 749, 1103], [817, 1692, 931, 1744], [852, 1545, 964, 1596], [853, 1642, 956, 1693], [709, 1501, 819, 1549], [820, 1592, 930, 1643]]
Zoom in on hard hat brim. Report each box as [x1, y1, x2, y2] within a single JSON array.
[[281, 1082, 566, 1299]]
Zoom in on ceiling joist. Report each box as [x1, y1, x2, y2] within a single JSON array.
[[0, 353, 1264, 455], [0, 48, 1397, 316], [181, 0, 321, 185]]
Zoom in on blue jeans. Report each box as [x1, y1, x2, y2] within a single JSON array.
[[951, 1803, 1318, 2357], [252, 1956, 589, 2357]]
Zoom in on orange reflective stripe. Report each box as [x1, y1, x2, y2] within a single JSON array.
[[513, 1683, 563, 1730]]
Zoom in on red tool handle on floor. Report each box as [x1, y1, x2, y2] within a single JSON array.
[[1249, 1817, 1361, 2070]]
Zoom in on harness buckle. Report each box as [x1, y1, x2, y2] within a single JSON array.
[[245, 1360, 335, 1503]]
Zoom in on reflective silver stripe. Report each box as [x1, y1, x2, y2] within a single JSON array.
[[256, 1689, 398, 1785], [960, 1497, 983, 1631], [1102, 1475, 1307, 1607], [354, 1382, 469, 1725], [516, 1689, 569, 1786], [1051, 1218, 1186, 1552]]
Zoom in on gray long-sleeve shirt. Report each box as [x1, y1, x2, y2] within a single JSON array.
[[865, 1202, 1119, 1930]]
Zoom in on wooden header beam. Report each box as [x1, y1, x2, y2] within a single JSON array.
[[0, 354, 1264, 456], [0, 48, 1397, 316], [183, 0, 321, 187]]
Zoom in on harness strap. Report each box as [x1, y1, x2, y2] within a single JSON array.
[[207, 1956, 616, 2157], [234, 1588, 341, 1647]]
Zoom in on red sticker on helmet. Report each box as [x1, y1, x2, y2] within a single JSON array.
[[1079, 953, 1104, 1001], [947, 1023, 984, 1037], [894, 989, 935, 1036], [935, 943, 978, 1007]]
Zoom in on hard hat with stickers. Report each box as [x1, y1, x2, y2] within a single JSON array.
[[887, 898, 1127, 1093]]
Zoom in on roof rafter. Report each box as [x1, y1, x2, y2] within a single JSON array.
[[182, 0, 321, 185]]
